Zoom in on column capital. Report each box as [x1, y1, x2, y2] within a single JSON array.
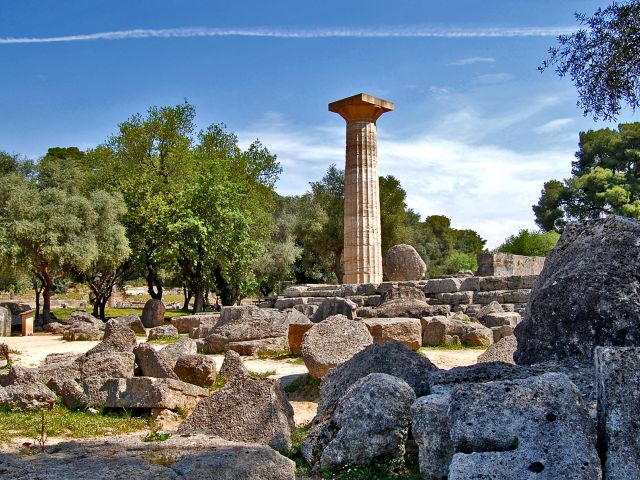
[[329, 93, 394, 123]]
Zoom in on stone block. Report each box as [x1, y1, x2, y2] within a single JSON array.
[[476, 252, 545, 277], [362, 318, 422, 350], [424, 278, 461, 294], [428, 291, 473, 305]]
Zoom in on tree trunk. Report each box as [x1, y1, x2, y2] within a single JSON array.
[[92, 300, 99, 318], [99, 300, 107, 321], [182, 285, 192, 312], [213, 266, 235, 306], [146, 258, 163, 300], [42, 271, 53, 325], [33, 277, 44, 325]]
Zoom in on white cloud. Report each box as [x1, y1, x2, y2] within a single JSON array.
[[237, 105, 574, 248], [533, 118, 574, 134], [0, 26, 576, 45], [448, 56, 496, 66]]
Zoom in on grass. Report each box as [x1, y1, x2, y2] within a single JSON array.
[[147, 335, 184, 345], [321, 458, 421, 479], [0, 404, 147, 443], [248, 370, 276, 379], [145, 452, 176, 466], [208, 375, 227, 392], [284, 374, 320, 401], [256, 349, 294, 360]]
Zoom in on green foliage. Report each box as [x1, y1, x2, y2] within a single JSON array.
[[248, 369, 275, 379], [498, 229, 560, 257], [143, 418, 172, 442], [321, 457, 421, 479], [534, 123, 640, 229], [284, 374, 320, 401], [379, 175, 414, 254], [541, 0, 640, 121]]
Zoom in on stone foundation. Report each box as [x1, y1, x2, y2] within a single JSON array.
[[277, 274, 537, 317]]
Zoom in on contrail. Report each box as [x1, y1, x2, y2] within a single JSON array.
[[0, 26, 576, 44]]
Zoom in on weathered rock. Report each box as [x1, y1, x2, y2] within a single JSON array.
[[105, 377, 208, 410], [293, 303, 319, 318], [301, 315, 373, 378], [362, 317, 421, 350], [34, 353, 81, 385], [595, 347, 640, 480], [77, 351, 136, 379], [483, 311, 520, 328], [141, 299, 166, 328], [461, 326, 493, 347], [0, 434, 296, 480], [491, 324, 513, 343], [515, 216, 640, 365], [424, 277, 461, 294], [287, 312, 313, 355], [174, 355, 216, 387], [62, 323, 103, 341], [316, 341, 436, 421], [477, 252, 546, 277], [477, 335, 517, 364], [0, 366, 56, 411], [200, 306, 289, 354], [81, 376, 110, 407], [301, 373, 415, 470], [447, 373, 601, 479], [361, 285, 449, 319], [86, 322, 137, 355], [311, 297, 357, 322], [46, 376, 87, 409], [171, 313, 219, 334], [0, 306, 11, 336], [134, 343, 178, 379], [411, 394, 452, 480], [178, 351, 294, 451], [421, 315, 492, 347], [383, 244, 426, 281], [61, 311, 103, 328], [148, 324, 179, 340], [474, 300, 504, 323], [226, 336, 289, 355], [157, 338, 198, 369], [45, 322, 67, 334], [111, 313, 146, 335], [218, 350, 249, 379]]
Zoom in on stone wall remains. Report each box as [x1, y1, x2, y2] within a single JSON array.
[[476, 253, 545, 277]]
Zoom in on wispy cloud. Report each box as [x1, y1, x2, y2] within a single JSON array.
[[448, 56, 496, 66], [0, 26, 576, 45], [474, 73, 515, 85], [237, 100, 573, 248], [533, 118, 574, 134]]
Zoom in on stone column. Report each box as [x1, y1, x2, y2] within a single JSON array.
[[329, 93, 394, 284]]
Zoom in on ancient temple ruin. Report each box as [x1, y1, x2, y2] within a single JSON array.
[[329, 93, 394, 284]]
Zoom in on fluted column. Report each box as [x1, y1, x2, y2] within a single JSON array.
[[329, 93, 394, 284]]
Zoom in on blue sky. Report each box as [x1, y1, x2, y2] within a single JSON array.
[[1, 0, 636, 247]]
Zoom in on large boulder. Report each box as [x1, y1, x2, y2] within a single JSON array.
[[0, 434, 295, 480], [411, 394, 453, 479], [383, 243, 427, 281], [157, 338, 198, 369], [105, 377, 208, 410], [77, 351, 136, 379], [316, 341, 436, 421], [0, 366, 56, 411], [147, 324, 179, 340], [312, 297, 357, 322], [46, 377, 87, 410], [174, 355, 217, 387], [515, 216, 640, 365], [141, 299, 166, 328], [362, 317, 422, 350], [178, 351, 295, 451], [199, 306, 289, 354], [85, 321, 137, 356], [595, 347, 640, 480], [133, 343, 178, 379], [301, 315, 373, 379], [62, 323, 103, 341], [477, 335, 517, 364], [171, 313, 219, 334], [287, 311, 313, 355], [301, 373, 415, 470], [422, 315, 492, 347], [360, 285, 449, 319], [111, 313, 146, 335], [446, 373, 601, 479]]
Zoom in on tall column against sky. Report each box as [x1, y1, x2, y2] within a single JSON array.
[[329, 93, 394, 284]]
